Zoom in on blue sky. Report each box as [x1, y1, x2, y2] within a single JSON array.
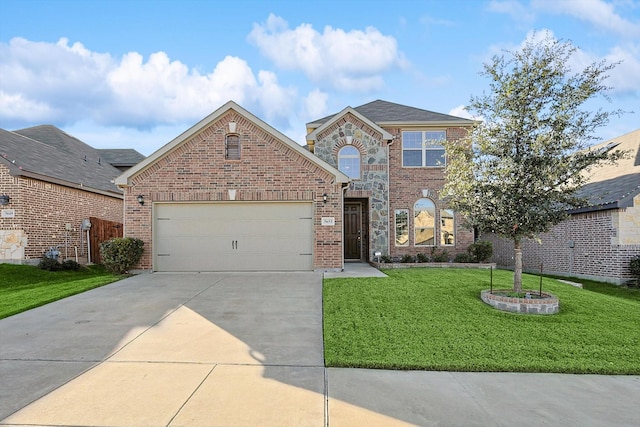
[[1, 0, 638, 155]]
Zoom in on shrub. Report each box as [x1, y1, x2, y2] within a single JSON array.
[[380, 254, 393, 263], [468, 240, 493, 262], [38, 257, 62, 271], [630, 256, 640, 286], [431, 249, 449, 263], [416, 253, 430, 263], [61, 259, 82, 271], [454, 252, 475, 263], [401, 254, 415, 263], [100, 237, 144, 274]]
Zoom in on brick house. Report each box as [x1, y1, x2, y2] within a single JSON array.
[[306, 100, 476, 262], [484, 128, 640, 284], [117, 100, 476, 272], [0, 126, 143, 263], [116, 101, 349, 272]]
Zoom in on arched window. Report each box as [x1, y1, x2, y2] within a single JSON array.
[[337, 145, 360, 179], [414, 198, 435, 246]]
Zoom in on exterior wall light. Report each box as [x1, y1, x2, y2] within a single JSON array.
[[323, 193, 328, 204], [137, 195, 145, 205], [0, 195, 10, 205]]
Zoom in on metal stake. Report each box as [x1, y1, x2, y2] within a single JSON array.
[[539, 262, 543, 296]]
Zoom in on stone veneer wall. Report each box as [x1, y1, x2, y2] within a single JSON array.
[[313, 114, 389, 259], [124, 111, 344, 271], [485, 207, 640, 284], [0, 163, 123, 261]]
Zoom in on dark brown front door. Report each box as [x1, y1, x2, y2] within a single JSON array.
[[344, 203, 362, 260]]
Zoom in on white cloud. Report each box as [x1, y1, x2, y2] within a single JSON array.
[[303, 89, 329, 120], [0, 37, 298, 130], [487, 0, 536, 24], [532, 0, 640, 38], [248, 14, 402, 91], [449, 105, 483, 122]]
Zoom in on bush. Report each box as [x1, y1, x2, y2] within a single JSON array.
[[468, 240, 493, 262], [630, 256, 640, 285], [431, 249, 449, 263], [454, 252, 475, 263], [416, 253, 430, 263], [380, 254, 393, 263], [100, 237, 144, 274], [401, 254, 415, 263], [61, 259, 82, 271], [38, 257, 62, 271]]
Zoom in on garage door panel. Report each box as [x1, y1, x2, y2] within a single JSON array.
[[154, 202, 313, 272]]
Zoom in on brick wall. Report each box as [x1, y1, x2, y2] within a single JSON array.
[[123, 111, 344, 271], [387, 126, 474, 259], [485, 208, 640, 284], [0, 163, 123, 260]]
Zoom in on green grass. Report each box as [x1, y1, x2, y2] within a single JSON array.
[[323, 268, 640, 374], [0, 264, 122, 319]]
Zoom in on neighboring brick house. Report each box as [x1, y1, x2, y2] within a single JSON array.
[[0, 126, 142, 263], [306, 100, 476, 262], [484, 128, 640, 284], [116, 101, 349, 272]]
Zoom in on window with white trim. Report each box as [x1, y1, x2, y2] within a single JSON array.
[[440, 209, 455, 246], [414, 198, 436, 246], [337, 145, 360, 179], [402, 130, 446, 167], [395, 209, 409, 246]]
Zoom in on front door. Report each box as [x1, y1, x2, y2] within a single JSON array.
[[344, 202, 362, 260]]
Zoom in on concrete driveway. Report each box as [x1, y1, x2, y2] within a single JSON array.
[[1, 270, 639, 426]]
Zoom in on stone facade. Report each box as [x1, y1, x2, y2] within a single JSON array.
[[122, 110, 345, 271], [313, 114, 389, 258], [0, 163, 123, 261], [485, 203, 640, 284]]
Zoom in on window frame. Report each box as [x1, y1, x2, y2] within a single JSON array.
[[401, 130, 447, 168], [337, 145, 361, 179], [413, 198, 436, 247], [225, 134, 241, 160], [394, 209, 409, 247], [440, 209, 455, 246]]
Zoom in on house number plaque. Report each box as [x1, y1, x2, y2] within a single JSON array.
[[1, 209, 15, 218], [321, 217, 335, 226]]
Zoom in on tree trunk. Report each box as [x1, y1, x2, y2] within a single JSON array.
[[514, 239, 522, 293]]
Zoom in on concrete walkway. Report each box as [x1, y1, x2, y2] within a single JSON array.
[[1, 270, 639, 426]]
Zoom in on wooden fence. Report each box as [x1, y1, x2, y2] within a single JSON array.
[[89, 217, 123, 263]]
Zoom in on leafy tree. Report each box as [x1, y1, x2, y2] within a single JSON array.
[[443, 34, 626, 292]]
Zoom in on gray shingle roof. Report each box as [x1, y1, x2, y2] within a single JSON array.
[[308, 99, 475, 126], [570, 129, 640, 213], [0, 126, 123, 196], [98, 149, 145, 168]]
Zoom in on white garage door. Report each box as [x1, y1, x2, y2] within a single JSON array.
[[154, 202, 314, 272]]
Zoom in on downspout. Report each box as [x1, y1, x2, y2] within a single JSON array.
[[386, 134, 395, 259], [342, 182, 349, 271]]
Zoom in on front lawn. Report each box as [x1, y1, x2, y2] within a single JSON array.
[[0, 264, 122, 319], [323, 268, 640, 374]]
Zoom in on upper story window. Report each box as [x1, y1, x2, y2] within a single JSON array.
[[225, 134, 240, 160], [337, 145, 360, 179], [402, 130, 446, 167]]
